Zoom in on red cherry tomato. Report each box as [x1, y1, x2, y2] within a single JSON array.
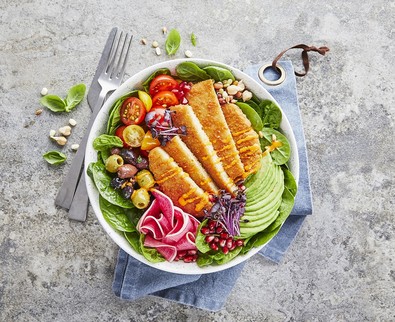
[[120, 97, 146, 125], [149, 74, 179, 96], [152, 91, 179, 108], [115, 125, 128, 147]]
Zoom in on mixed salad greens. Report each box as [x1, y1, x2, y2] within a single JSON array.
[[88, 61, 297, 267]]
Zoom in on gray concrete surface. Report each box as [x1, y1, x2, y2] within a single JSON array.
[[1, 0, 394, 321]]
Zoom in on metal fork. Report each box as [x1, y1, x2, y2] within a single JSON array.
[[55, 30, 133, 221]]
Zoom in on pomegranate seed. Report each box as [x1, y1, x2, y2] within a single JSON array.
[[214, 237, 219, 243], [220, 232, 229, 239], [222, 246, 229, 254], [226, 238, 233, 249], [178, 250, 187, 258], [209, 194, 216, 202], [192, 255, 198, 262], [236, 239, 244, 247], [201, 227, 210, 235], [183, 255, 194, 263], [181, 97, 188, 104], [230, 241, 237, 251], [215, 226, 223, 234], [210, 242, 218, 251], [219, 239, 226, 247], [174, 257, 180, 261], [208, 221, 216, 230], [205, 235, 215, 243], [187, 250, 197, 256]]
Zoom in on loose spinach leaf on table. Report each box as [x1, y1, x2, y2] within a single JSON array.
[[40, 95, 67, 112], [202, 66, 235, 82], [176, 62, 210, 82], [165, 29, 181, 55], [65, 83, 86, 112], [87, 161, 134, 208], [99, 195, 135, 232], [93, 134, 123, 151], [42, 151, 67, 165]]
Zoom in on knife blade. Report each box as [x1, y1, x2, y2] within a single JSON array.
[[87, 27, 118, 110]]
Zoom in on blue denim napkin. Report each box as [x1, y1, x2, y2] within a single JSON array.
[[112, 60, 313, 310]]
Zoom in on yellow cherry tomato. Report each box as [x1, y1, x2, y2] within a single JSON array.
[[122, 125, 145, 148], [138, 90, 153, 112], [141, 130, 160, 151]]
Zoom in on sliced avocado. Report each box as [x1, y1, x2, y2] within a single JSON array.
[[240, 210, 279, 238], [246, 162, 275, 202], [241, 192, 283, 222], [245, 153, 272, 190], [241, 196, 282, 225], [244, 166, 284, 212]]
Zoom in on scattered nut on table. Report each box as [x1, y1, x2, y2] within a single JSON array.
[[59, 125, 72, 136], [52, 136, 67, 146], [71, 144, 79, 151], [162, 27, 167, 34], [152, 41, 159, 48], [35, 108, 43, 115], [49, 129, 56, 138], [40, 87, 48, 96], [155, 47, 161, 56], [184, 50, 193, 58], [68, 118, 77, 127], [140, 38, 147, 45]]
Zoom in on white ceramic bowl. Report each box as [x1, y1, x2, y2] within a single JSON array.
[[85, 58, 299, 274]]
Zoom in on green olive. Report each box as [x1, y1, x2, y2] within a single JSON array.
[[135, 170, 155, 189], [131, 188, 150, 209], [105, 154, 124, 173]]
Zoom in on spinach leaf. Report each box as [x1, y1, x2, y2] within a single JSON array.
[[142, 69, 171, 93], [93, 134, 123, 151], [99, 195, 135, 232], [176, 62, 210, 82], [65, 83, 86, 112], [190, 33, 197, 46], [260, 100, 282, 129], [202, 66, 235, 82], [195, 219, 211, 253], [40, 95, 66, 112], [259, 128, 291, 165], [236, 102, 263, 131], [165, 29, 181, 55], [282, 168, 298, 197], [244, 99, 262, 118], [139, 234, 165, 263], [87, 161, 134, 208], [106, 90, 138, 134], [124, 231, 142, 254], [43, 151, 67, 165], [265, 186, 295, 233], [196, 253, 214, 267], [213, 246, 243, 265], [100, 149, 111, 164]]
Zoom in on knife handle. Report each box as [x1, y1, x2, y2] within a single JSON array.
[[55, 90, 106, 210], [68, 174, 89, 221]]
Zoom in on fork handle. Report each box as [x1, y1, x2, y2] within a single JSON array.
[[68, 173, 89, 221], [55, 89, 106, 209]]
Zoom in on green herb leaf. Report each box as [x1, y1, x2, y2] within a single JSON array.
[[99, 195, 135, 232], [65, 83, 86, 112], [190, 33, 197, 46], [176, 62, 210, 82], [40, 95, 66, 112], [202, 66, 235, 82], [93, 134, 123, 151], [43, 151, 67, 165], [165, 29, 181, 55]]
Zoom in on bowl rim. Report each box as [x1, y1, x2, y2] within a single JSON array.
[[85, 58, 299, 274]]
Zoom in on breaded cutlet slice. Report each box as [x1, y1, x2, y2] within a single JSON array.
[[170, 104, 238, 194], [148, 147, 211, 217], [163, 135, 219, 194], [186, 80, 245, 182], [221, 103, 262, 177]]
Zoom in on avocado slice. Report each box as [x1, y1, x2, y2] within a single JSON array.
[[240, 210, 279, 238]]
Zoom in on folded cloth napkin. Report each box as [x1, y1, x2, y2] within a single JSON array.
[[113, 60, 313, 311]]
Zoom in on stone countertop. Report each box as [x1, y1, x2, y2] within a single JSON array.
[[1, 1, 394, 321]]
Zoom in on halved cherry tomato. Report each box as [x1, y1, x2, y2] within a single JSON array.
[[122, 125, 145, 148], [138, 91, 153, 112], [145, 107, 168, 127], [152, 91, 179, 108], [120, 97, 146, 125], [115, 125, 128, 147], [149, 74, 179, 96], [141, 130, 160, 151]]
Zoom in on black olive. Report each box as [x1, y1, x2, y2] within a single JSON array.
[[121, 185, 134, 199], [110, 177, 126, 190], [135, 156, 149, 170], [119, 148, 139, 165]]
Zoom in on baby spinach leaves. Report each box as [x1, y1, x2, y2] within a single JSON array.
[[259, 100, 282, 129], [42, 151, 67, 165], [236, 102, 263, 132], [176, 62, 210, 82], [87, 161, 134, 209], [99, 195, 135, 232], [93, 134, 123, 151], [165, 29, 181, 55], [259, 128, 291, 165], [40, 83, 86, 113], [202, 66, 235, 82]]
